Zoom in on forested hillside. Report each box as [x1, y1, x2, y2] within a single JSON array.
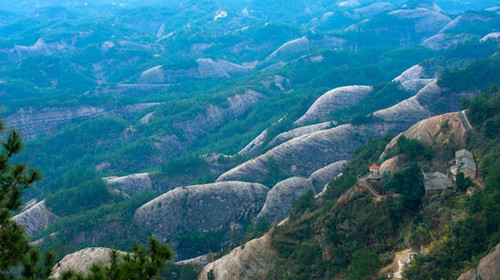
[[1, 0, 499, 279]]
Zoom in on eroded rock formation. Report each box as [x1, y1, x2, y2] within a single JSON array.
[[134, 181, 269, 240]]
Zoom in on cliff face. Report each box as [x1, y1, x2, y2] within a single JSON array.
[[198, 234, 276, 280], [12, 200, 58, 236], [457, 243, 500, 280], [6, 103, 159, 140], [134, 182, 269, 240]]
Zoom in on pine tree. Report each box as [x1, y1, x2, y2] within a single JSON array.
[[0, 114, 54, 279]]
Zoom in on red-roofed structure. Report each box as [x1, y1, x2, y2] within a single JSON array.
[[369, 163, 380, 172]]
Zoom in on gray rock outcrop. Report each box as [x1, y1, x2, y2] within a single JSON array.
[[12, 200, 58, 236], [103, 173, 153, 196], [134, 182, 269, 240], [422, 11, 499, 49], [175, 254, 211, 266], [402, 0, 443, 13], [261, 75, 292, 92], [379, 112, 468, 160], [152, 134, 185, 159], [421, 33, 466, 50], [0, 38, 75, 62], [137, 58, 252, 84], [309, 160, 347, 192], [486, 6, 500, 14], [237, 128, 269, 157], [6, 103, 159, 140], [218, 79, 447, 185], [267, 36, 346, 60], [269, 121, 333, 147], [457, 243, 500, 280], [238, 117, 285, 157], [258, 160, 346, 224], [388, 8, 451, 34], [217, 122, 396, 183], [294, 85, 373, 125], [258, 177, 315, 223], [392, 64, 434, 91], [198, 234, 276, 280], [353, 2, 395, 19], [373, 80, 440, 131], [174, 90, 265, 140], [51, 247, 126, 279], [481, 32, 500, 42]]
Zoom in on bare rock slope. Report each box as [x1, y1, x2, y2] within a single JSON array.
[[267, 36, 346, 60], [103, 173, 153, 196], [134, 182, 269, 240], [258, 177, 315, 223], [309, 160, 347, 192], [294, 86, 373, 125], [379, 111, 467, 159], [12, 200, 58, 236], [138, 58, 252, 84], [458, 243, 500, 280], [258, 160, 346, 224], [270, 122, 332, 147], [6, 103, 159, 140], [51, 247, 126, 279], [388, 8, 451, 35], [218, 79, 450, 184], [393, 64, 434, 91], [217, 122, 397, 183], [175, 90, 265, 140], [198, 234, 276, 280]]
